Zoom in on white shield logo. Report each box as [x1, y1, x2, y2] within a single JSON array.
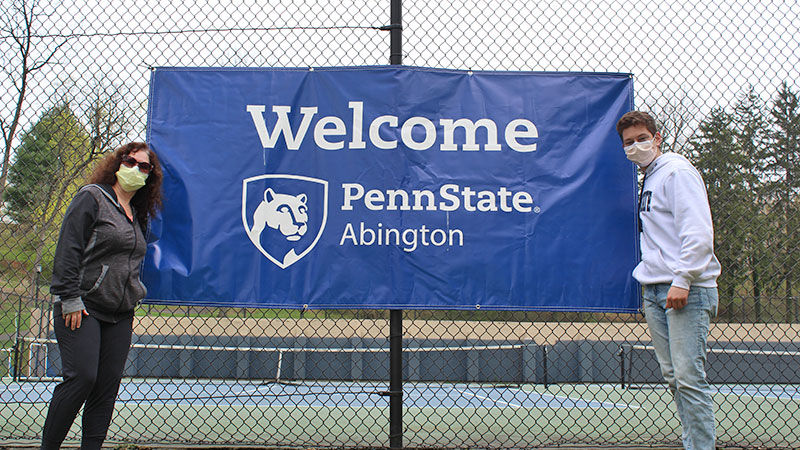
[[242, 174, 328, 269]]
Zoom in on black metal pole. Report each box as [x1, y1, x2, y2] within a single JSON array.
[[33, 264, 43, 377], [389, 0, 402, 65], [12, 294, 22, 381], [388, 1, 403, 448], [389, 309, 402, 448], [542, 345, 548, 388]]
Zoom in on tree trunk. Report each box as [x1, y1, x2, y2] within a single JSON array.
[[752, 268, 761, 323], [724, 284, 733, 321]]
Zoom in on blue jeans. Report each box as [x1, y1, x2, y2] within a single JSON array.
[[643, 284, 718, 450]]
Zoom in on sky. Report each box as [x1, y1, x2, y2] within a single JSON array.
[[0, 0, 798, 150]]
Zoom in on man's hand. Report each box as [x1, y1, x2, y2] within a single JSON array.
[[63, 310, 89, 330], [666, 286, 689, 310]]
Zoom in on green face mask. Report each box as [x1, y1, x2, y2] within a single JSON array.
[[115, 164, 148, 192]]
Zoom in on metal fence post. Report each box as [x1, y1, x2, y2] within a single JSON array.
[[12, 294, 22, 381], [388, 1, 403, 448], [542, 345, 548, 388], [389, 309, 403, 449]]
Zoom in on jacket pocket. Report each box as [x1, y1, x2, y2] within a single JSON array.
[[85, 264, 109, 294]]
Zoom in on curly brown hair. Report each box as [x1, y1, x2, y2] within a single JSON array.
[[88, 142, 163, 229], [616, 111, 659, 139]]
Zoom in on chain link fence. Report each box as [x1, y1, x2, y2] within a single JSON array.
[[1, 0, 799, 447]]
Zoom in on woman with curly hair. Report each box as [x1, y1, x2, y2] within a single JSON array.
[[41, 142, 163, 449]]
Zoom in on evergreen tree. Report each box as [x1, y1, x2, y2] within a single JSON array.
[[688, 107, 754, 320], [730, 88, 772, 322], [766, 82, 800, 322]]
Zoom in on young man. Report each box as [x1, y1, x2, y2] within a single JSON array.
[[617, 111, 721, 450]]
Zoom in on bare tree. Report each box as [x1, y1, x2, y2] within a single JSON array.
[[0, 0, 66, 209], [38, 80, 134, 234], [649, 90, 698, 156], [85, 79, 135, 155]]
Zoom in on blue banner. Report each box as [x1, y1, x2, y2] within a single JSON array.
[[145, 66, 639, 312]]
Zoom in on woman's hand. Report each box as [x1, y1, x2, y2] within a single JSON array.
[[64, 310, 89, 330]]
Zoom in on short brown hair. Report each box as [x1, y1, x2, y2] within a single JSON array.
[[616, 111, 658, 139], [89, 142, 163, 229]]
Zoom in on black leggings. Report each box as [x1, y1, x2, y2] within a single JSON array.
[[41, 311, 133, 450]]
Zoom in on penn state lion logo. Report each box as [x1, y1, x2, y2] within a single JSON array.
[[242, 174, 328, 269], [250, 189, 308, 243]]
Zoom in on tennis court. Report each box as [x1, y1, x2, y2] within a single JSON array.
[[3, 326, 800, 447], [2, 379, 799, 447]]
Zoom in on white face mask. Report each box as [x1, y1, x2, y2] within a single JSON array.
[[623, 139, 658, 167]]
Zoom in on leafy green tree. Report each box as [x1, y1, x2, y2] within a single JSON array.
[[2, 81, 132, 290], [3, 101, 103, 287], [4, 102, 90, 226]]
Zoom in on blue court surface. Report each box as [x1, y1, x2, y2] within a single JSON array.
[[0, 380, 626, 408], [714, 384, 800, 401], [3, 380, 799, 408]]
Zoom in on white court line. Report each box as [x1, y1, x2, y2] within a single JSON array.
[[454, 386, 525, 409], [542, 394, 639, 410], [514, 385, 641, 410], [450, 384, 637, 410], [237, 382, 384, 397], [715, 385, 800, 400], [145, 382, 640, 410]]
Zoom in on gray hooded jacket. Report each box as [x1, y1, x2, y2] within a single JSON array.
[[50, 184, 148, 323]]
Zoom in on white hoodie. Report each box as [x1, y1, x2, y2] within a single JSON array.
[[633, 153, 721, 289]]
